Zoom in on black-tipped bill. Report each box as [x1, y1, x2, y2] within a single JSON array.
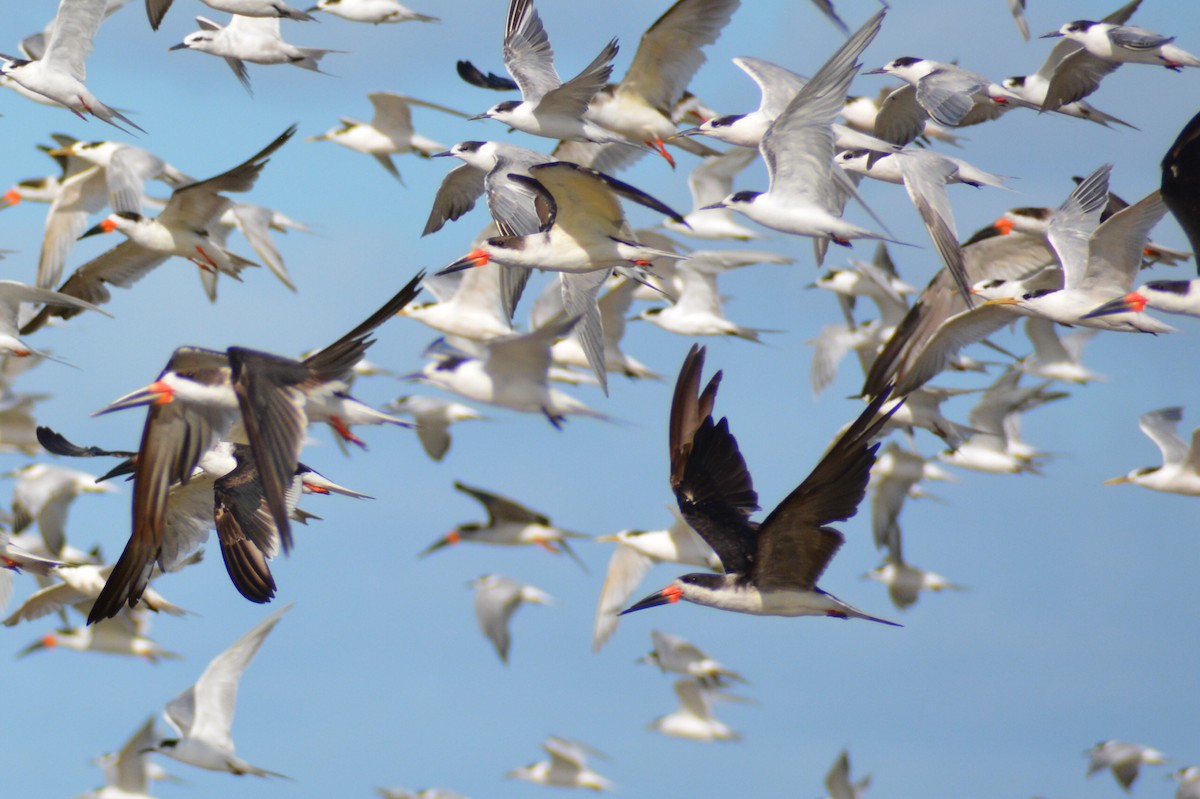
[[619, 585, 683, 615]]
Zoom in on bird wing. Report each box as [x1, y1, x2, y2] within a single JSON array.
[[3, 576, 89, 626], [893, 304, 1019, 398], [473, 576, 522, 662], [752, 389, 893, 591], [873, 83, 928, 147], [672, 261, 723, 316], [1081, 190, 1166, 294], [862, 229, 1055, 398], [1138, 407, 1188, 466], [106, 146, 169, 215], [538, 39, 617, 121], [112, 715, 158, 793], [761, 11, 883, 208], [526, 161, 686, 238], [36, 164, 109, 290], [668, 345, 759, 575], [592, 543, 653, 651], [543, 736, 596, 768], [22, 242, 168, 335], [825, 750, 856, 799], [560, 270, 612, 394], [425, 163, 486, 237], [454, 481, 550, 526], [1160, 107, 1200, 260], [160, 126, 296, 230], [1186, 426, 1200, 475], [483, 314, 574, 390], [732, 56, 807, 118], [596, 274, 639, 351], [42, 0, 106, 81], [896, 151, 971, 304], [227, 204, 295, 291], [228, 349, 310, 555], [145, 0, 173, 30], [1110, 25, 1174, 50], [88, 348, 232, 624], [188, 605, 290, 752], [367, 92, 417, 139], [674, 677, 712, 719], [213, 445, 281, 603], [0, 280, 109, 338], [688, 147, 758, 209], [503, 0, 561, 102], [1043, 48, 1121, 110], [1048, 164, 1111, 289], [1024, 317, 1072, 363], [914, 67, 986, 128], [487, 164, 546, 238], [618, 0, 740, 115]]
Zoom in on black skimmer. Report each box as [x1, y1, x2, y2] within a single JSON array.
[[621, 345, 899, 624], [86, 272, 423, 621]]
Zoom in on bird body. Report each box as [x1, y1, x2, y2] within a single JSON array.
[[307, 0, 436, 24]]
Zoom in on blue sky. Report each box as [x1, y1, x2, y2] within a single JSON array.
[[0, 1, 1196, 797]]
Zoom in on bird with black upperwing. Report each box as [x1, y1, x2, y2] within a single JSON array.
[[621, 344, 899, 623]]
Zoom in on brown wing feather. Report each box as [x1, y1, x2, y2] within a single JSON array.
[[214, 447, 278, 603], [229, 349, 310, 555], [668, 345, 759, 576], [303, 270, 424, 382], [753, 388, 897, 592], [89, 349, 230, 623]]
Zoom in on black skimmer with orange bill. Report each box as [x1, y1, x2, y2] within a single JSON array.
[[86, 272, 423, 621], [621, 344, 899, 624]]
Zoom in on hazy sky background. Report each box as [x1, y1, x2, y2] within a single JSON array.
[[0, 1, 1196, 797]]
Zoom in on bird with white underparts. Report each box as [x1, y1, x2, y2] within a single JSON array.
[[436, 160, 687, 392], [1103, 406, 1200, 496], [19, 604, 180, 661], [31, 139, 192, 290], [982, 165, 1175, 333], [306, 0, 436, 24], [469, 573, 553, 664], [1085, 740, 1167, 792], [145, 0, 315, 31], [865, 57, 1012, 148], [635, 249, 790, 341], [307, 93, 468, 184], [147, 605, 292, 778], [639, 628, 744, 687], [76, 714, 170, 799], [6, 462, 116, 556], [0, 0, 144, 132], [420, 480, 587, 565], [591, 507, 719, 651], [1000, 0, 1141, 124], [620, 345, 899, 624], [85, 272, 421, 620], [24, 126, 297, 329], [704, 12, 899, 259], [648, 676, 740, 742], [507, 736, 612, 791], [387, 395, 483, 462], [408, 315, 608, 425], [168, 14, 340, 93], [554, 0, 739, 170], [470, 0, 637, 150]]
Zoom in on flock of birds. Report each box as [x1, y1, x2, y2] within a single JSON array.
[[0, 0, 1195, 797]]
